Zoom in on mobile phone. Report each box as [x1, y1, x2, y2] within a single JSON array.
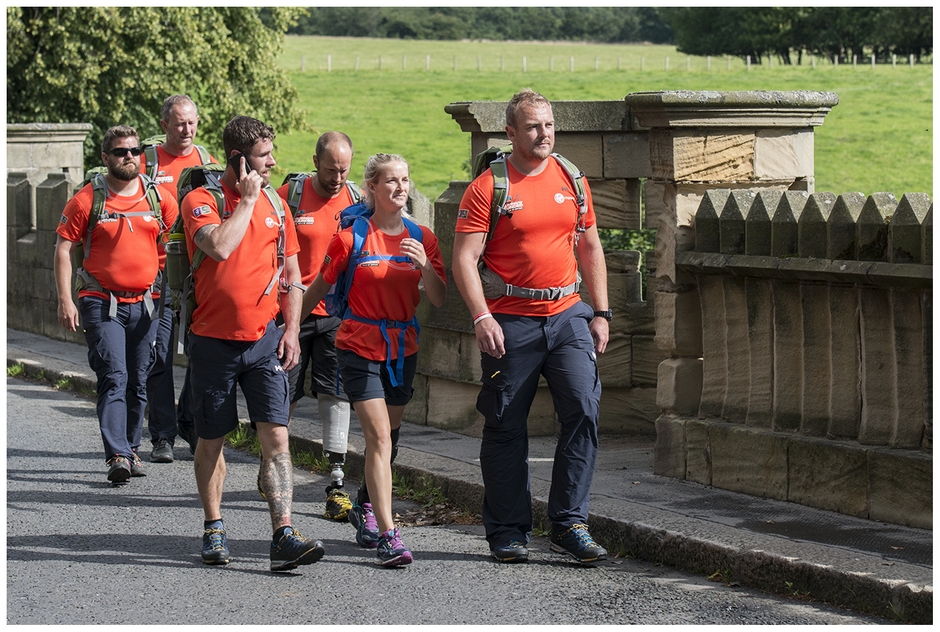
[[227, 152, 253, 181]]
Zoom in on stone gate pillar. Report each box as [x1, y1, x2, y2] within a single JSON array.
[[624, 91, 839, 459]]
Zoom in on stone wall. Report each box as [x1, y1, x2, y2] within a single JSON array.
[[655, 189, 932, 529], [8, 124, 92, 344]]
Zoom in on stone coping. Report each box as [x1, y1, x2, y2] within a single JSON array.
[[624, 90, 839, 128], [677, 251, 932, 288]]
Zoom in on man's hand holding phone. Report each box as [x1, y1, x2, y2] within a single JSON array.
[[228, 152, 261, 200]]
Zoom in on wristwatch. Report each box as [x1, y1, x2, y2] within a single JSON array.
[[593, 309, 613, 322]]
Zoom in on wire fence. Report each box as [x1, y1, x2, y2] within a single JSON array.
[[292, 52, 928, 73]]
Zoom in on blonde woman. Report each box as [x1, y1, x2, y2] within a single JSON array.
[[300, 154, 446, 566]]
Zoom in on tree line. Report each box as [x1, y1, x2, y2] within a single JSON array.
[[7, 6, 307, 166], [662, 7, 932, 64], [287, 7, 674, 44]]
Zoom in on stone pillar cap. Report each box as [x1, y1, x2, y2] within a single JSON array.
[[8, 122, 94, 143], [623, 90, 839, 128]]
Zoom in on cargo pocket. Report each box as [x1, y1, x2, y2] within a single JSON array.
[[476, 369, 510, 430]]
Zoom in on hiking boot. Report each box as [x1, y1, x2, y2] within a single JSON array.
[[270, 527, 325, 571], [348, 502, 379, 548], [491, 540, 529, 563], [375, 528, 413, 567], [549, 524, 607, 563], [106, 455, 131, 484], [177, 421, 197, 455], [130, 450, 147, 477], [201, 528, 230, 565], [150, 437, 174, 463], [324, 487, 353, 521]]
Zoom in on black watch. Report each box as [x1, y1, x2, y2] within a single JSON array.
[[593, 309, 612, 322]]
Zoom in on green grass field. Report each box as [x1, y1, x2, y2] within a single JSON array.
[[274, 36, 932, 203]]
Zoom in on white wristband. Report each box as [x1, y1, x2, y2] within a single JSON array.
[[473, 312, 493, 326]]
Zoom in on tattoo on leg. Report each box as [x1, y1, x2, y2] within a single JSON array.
[[261, 452, 293, 530]]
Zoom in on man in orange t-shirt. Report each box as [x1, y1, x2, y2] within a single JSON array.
[[54, 125, 179, 485], [274, 131, 359, 519], [140, 94, 218, 462], [180, 115, 324, 572], [453, 89, 611, 565]]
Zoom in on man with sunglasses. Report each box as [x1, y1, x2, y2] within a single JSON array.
[[54, 125, 179, 484], [139, 94, 218, 464]]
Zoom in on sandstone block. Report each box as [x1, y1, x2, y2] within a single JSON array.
[[653, 415, 687, 478], [710, 423, 788, 500], [868, 448, 933, 529], [597, 331, 631, 387], [603, 132, 651, 178], [684, 418, 712, 485], [656, 357, 703, 415], [553, 134, 603, 179], [653, 289, 702, 357], [423, 377, 486, 436], [754, 128, 814, 179], [591, 178, 641, 230], [651, 129, 755, 181], [631, 335, 662, 386], [598, 386, 658, 434], [787, 436, 868, 517]]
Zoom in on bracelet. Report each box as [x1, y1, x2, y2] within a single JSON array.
[[473, 312, 493, 326]]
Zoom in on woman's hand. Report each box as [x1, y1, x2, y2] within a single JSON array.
[[400, 237, 427, 268]]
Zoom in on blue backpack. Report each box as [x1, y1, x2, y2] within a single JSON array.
[[326, 201, 423, 386]]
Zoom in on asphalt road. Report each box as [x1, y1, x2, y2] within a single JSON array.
[[6, 377, 888, 625]]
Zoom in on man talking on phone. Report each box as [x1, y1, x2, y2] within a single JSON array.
[[180, 115, 325, 571]]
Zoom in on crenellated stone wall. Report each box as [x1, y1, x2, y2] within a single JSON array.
[[657, 189, 932, 528]]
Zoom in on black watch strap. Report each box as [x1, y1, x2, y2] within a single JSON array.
[[593, 309, 612, 321]]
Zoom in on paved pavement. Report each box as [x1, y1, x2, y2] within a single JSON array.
[[6, 327, 933, 623]]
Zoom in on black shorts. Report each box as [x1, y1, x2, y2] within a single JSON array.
[[187, 320, 290, 440], [338, 349, 416, 406], [286, 314, 346, 403]]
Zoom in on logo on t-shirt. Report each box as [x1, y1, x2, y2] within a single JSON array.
[[554, 193, 565, 204], [457, 208, 469, 219], [59, 215, 68, 225], [192, 205, 213, 218], [296, 216, 315, 225]]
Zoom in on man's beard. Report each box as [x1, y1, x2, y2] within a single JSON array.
[[109, 160, 140, 181]]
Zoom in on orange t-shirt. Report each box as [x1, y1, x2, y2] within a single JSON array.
[[181, 182, 300, 342], [455, 158, 595, 317], [57, 177, 179, 302], [275, 177, 357, 317], [320, 220, 446, 361], [140, 145, 218, 196]]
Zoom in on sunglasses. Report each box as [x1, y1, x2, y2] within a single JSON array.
[[106, 146, 143, 158]]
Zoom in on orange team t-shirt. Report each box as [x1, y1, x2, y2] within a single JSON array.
[[57, 177, 179, 303], [320, 220, 446, 361], [275, 177, 357, 317], [455, 158, 595, 317], [181, 182, 300, 342], [140, 144, 218, 196]]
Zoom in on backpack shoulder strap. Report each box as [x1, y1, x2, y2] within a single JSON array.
[[139, 174, 163, 229], [486, 152, 510, 243], [194, 145, 212, 165], [143, 144, 159, 180], [262, 185, 288, 296], [83, 174, 109, 258], [284, 172, 309, 217], [403, 215, 423, 242], [346, 180, 363, 204], [550, 153, 588, 237]]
